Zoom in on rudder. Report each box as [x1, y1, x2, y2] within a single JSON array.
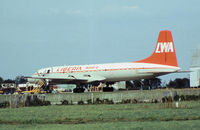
[[135, 30, 178, 67]]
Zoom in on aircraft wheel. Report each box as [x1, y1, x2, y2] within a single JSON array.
[[103, 87, 114, 92], [73, 87, 85, 93]]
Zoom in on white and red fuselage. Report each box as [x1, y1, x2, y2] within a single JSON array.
[[29, 30, 180, 84], [33, 63, 179, 82]]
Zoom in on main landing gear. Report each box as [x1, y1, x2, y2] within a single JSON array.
[[73, 84, 86, 93], [73, 82, 115, 93]]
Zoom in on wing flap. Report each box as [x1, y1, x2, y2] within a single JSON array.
[[27, 73, 106, 84]]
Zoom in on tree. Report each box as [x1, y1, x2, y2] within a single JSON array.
[[0, 77, 3, 84], [15, 75, 27, 84], [3, 79, 15, 83], [126, 80, 142, 90], [167, 78, 190, 88], [142, 78, 161, 89], [183, 78, 190, 88], [126, 78, 162, 90], [167, 80, 176, 88]]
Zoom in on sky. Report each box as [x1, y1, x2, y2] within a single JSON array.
[[0, 0, 200, 82]]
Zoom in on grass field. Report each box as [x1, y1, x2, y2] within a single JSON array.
[[0, 101, 200, 130]]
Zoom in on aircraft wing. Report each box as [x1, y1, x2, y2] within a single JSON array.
[[136, 69, 190, 78], [135, 69, 177, 77], [27, 73, 106, 84], [176, 70, 191, 73]]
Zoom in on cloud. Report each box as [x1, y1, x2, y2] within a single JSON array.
[[45, 8, 83, 16], [48, 8, 60, 15], [121, 6, 139, 11], [64, 10, 82, 15], [103, 5, 140, 13], [45, 5, 140, 17]]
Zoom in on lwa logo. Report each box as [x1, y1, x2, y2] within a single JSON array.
[[155, 42, 174, 53]]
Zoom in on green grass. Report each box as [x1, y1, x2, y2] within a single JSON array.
[[1, 120, 200, 130], [0, 101, 200, 130]]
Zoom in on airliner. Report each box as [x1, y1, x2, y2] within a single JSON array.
[[27, 30, 180, 91]]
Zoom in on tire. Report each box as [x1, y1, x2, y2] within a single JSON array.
[[73, 88, 85, 93], [103, 87, 114, 92]]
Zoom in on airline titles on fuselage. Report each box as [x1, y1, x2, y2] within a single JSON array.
[[55, 66, 99, 73], [56, 66, 82, 73]]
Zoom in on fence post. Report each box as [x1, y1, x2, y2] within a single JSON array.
[[91, 93, 94, 104]]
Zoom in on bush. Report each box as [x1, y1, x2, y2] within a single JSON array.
[[131, 99, 138, 103], [121, 99, 131, 104], [25, 96, 51, 107], [184, 95, 200, 101], [42, 101, 51, 106], [167, 96, 173, 102], [103, 99, 114, 104], [152, 99, 158, 103], [180, 95, 185, 101], [87, 99, 92, 104], [162, 97, 167, 103], [78, 100, 84, 105], [61, 100, 69, 105], [163, 94, 200, 102], [120, 99, 139, 104], [0, 101, 10, 108], [174, 95, 179, 101], [162, 96, 173, 103], [94, 98, 103, 104]]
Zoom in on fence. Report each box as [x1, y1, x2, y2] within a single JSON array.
[[0, 89, 200, 108]]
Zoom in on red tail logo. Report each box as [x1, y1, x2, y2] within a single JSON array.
[[134, 30, 178, 67], [155, 42, 174, 53]]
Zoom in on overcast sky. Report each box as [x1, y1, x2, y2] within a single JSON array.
[[0, 0, 200, 82]]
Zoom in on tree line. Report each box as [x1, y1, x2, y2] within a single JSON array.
[[0, 76, 190, 89], [0, 76, 27, 84], [126, 78, 190, 89]]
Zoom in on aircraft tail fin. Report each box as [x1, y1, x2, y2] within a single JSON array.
[[135, 30, 178, 67]]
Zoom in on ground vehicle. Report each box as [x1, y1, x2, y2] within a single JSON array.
[[20, 86, 46, 94]]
